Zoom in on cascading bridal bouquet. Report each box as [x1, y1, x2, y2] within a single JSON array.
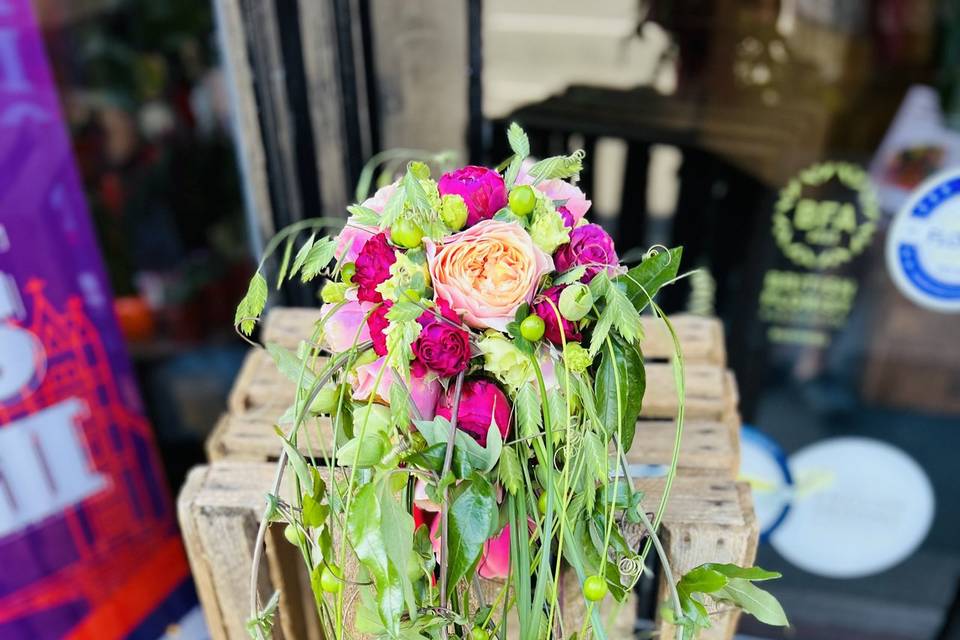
[[236, 124, 787, 640]]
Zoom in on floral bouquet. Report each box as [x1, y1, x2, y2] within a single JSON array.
[[236, 124, 787, 640]]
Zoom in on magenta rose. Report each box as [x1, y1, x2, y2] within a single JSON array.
[[438, 166, 507, 227], [553, 223, 619, 282], [436, 378, 511, 446], [366, 300, 391, 356], [354, 232, 396, 303], [532, 286, 582, 345], [414, 299, 471, 377], [557, 205, 576, 228]]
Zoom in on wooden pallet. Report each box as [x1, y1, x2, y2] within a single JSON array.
[[178, 308, 755, 639]]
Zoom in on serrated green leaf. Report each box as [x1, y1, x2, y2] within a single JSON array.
[[265, 342, 316, 388], [386, 300, 423, 322], [379, 183, 407, 228], [300, 237, 337, 282], [235, 272, 268, 335], [515, 382, 542, 439], [404, 168, 432, 213], [588, 304, 616, 358], [276, 237, 294, 289], [714, 578, 788, 626], [389, 383, 411, 429], [607, 281, 644, 345], [289, 233, 316, 280], [554, 265, 588, 285], [527, 149, 585, 183], [346, 205, 381, 225], [505, 123, 530, 188], [498, 445, 523, 495]]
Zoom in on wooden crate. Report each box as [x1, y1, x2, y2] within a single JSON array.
[[179, 308, 755, 639]]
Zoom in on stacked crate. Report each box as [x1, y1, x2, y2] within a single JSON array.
[[178, 308, 756, 639]]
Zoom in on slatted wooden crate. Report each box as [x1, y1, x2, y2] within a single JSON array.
[[179, 308, 756, 639]]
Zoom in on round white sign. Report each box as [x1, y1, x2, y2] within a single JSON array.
[[886, 168, 960, 312], [770, 437, 934, 579]]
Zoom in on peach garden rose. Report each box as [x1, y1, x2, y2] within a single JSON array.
[[425, 219, 553, 331]]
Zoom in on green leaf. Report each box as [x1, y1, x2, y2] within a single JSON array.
[[412, 417, 502, 475], [701, 563, 782, 582], [714, 578, 789, 626], [606, 280, 644, 345], [618, 246, 683, 311], [346, 205, 381, 225], [389, 383, 411, 429], [406, 442, 446, 472], [289, 233, 316, 280], [274, 427, 313, 491], [504, 122, 529, 188], [678, 566, 728, 596], [301, 493, 329, 528], [588, 304, 616, 358], [266, 342, 316, 388], [379, 183, 407, 228], [578, 431, 606, 512], [276, 237, 294, 289], [594, 336, 645, 449], [498, 445, 523, 495], [404, 167, 432, 213], [446, 473, 498, 587], [386, 300, 423, 322], [377, 479, 418, 619], [515, 383, 542, 439], [235, 272, 268, 335], [300, 237, 336, 282], [527, 149, 585, 183], [345, 484, 406, 635]]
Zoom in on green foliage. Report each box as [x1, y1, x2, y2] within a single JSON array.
[[446, 473, 499, 587], [346, 205, 381, 225], [669, 563, 788, 638], [514, 382, 542, 440], [498, 445, 524, 495], [245, 590, 280, 639], [619, 246, 683, 311], [593, 336, 645, 449], [235, 272, 268, 335], [298, 237, 337, 283], [527, 149, 585, 183], [504, 122, 529, 188], [414, 417, 503, 477]]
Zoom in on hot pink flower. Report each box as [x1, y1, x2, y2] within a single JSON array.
[[319, 300, 373, 352], [436, 378, 511, 446], [438, 166, 507, 226], [414, 299, 471, 377], [532, 286, 582, 346], [366, 301, 392, 356], [426, 220, 553, 331], [354, 232, 397, 303], [553, 223, 619, 282], [349, 356, 439, 420]]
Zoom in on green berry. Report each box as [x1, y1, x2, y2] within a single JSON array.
[[391, 219, 424, 249], [341, 262, 356, 284], [520, 314, 546, 341], [537, 492, 549, 516], [283, 523, 304, 547], [509, 185, 537, 216], [583, 575, 608, 602], [319, 566, 343, 593], [470, 627, 490, 640]]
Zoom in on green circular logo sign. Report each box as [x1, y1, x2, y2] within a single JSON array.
[[773, 162, 879, 269]]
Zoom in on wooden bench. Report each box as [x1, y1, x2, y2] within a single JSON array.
[[178, 308, 756, 639]]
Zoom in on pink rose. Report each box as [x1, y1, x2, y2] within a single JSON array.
[[429, 517, 513, 580], [553, 223, 619, 282], [438, 166, 507, 226], [436, 378, 510, 446], [517, 165, 591, 226], [414, 299, 471, 377], [426, 220, 553, 331], [319, 300, 373, 352], [349, 356, 439, 420], [366, 301, 392, 356], [532, 287, 582, 346], [354, 232, 397, 303]]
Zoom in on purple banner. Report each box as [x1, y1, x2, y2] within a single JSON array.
[[0, 2, 198, 638]]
